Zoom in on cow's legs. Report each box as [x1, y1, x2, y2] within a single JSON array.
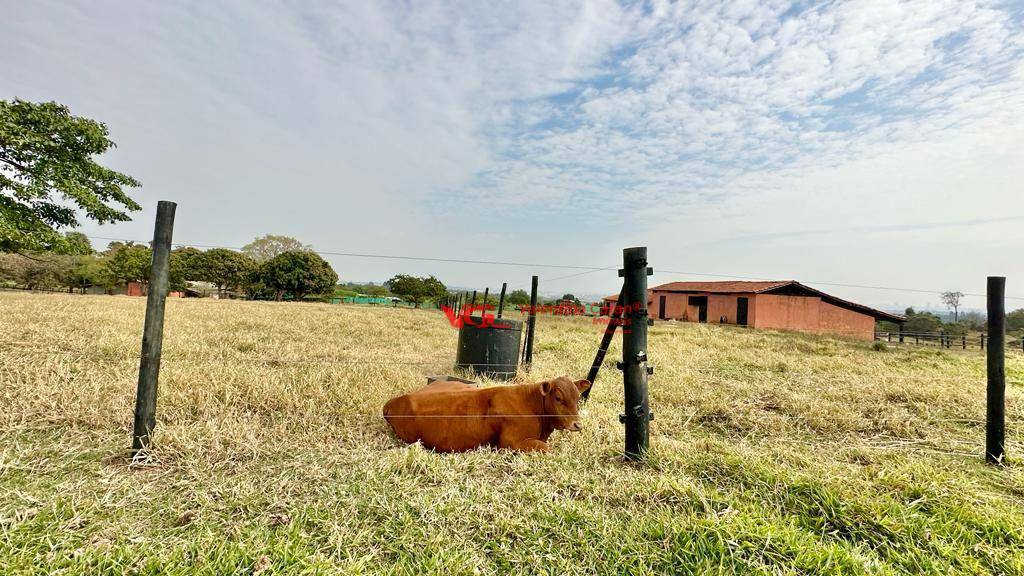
[[499, 431, 549, 452]]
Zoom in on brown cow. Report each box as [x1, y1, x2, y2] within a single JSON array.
[[383, 376, 592, 452]]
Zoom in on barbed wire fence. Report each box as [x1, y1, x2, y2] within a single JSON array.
[[1, 201, 1020, 464]]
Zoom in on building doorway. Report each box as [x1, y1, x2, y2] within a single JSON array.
[[688, 296, 708, 323], [658, 295, 666, 320], [737, 297, 748, 326]]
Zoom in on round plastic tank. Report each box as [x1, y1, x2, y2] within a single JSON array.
[[456, 317, 523, 380]]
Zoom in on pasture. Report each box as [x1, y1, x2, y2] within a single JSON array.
[[2, 291, 1024, 574]]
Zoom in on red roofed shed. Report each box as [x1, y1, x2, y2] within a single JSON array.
[[603, 280, 904, 340]]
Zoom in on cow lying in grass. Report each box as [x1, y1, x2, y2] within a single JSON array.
[[383, 376, 592, 452]]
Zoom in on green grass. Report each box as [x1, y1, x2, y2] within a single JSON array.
[[1, 292, 1023, 574]]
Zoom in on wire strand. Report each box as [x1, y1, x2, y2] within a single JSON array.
[[81, 234, 1024, 301]]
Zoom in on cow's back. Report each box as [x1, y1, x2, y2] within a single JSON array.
[[383, 383, 501, 452]]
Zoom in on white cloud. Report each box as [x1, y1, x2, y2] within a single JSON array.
[[1, 0, 1022, 304]]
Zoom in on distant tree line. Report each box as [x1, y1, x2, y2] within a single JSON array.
[[878, 306, 1024, 337], [0, 233, 339, 301]]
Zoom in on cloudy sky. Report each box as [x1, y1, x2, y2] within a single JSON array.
[[4, 0, 1023, 309]]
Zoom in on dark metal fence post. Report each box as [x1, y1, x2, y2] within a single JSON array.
[[132, 201, 176, 456], [986, 276, 1006, 464], [497, 282, 507, 318], [482, 287, 489, 310], [584, 288, 624, 401], [523, 276, 538, 366], [620, 247, 651, 462], [899, 327, 904, 344]]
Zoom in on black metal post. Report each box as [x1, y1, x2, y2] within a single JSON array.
[[583, 287, 624, 400], [524, 276, 538, 366], [132, 201, 176, 456], [497, 282, 507, 318], [483, 287, 489, 308], [986, 276, 1006, 464], [470, 290, 477, 316], [887, 332, 892, 343], [962, 334, 967, 350], [621, 247, 651, 462], [899, 327, 904, 344]]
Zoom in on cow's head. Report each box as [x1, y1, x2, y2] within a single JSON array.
[[540, 376, 592, 431]]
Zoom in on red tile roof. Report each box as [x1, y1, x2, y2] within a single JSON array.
[[650, 280, 791, 294]]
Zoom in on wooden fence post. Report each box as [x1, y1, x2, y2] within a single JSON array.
[[132, 201, 176, 457], [986, 277, 1006, 464], [620, 247, 652, 462]]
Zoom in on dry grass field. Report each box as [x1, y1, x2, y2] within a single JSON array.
[[2, 290, 1024, 574]]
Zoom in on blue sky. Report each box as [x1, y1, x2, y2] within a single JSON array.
[[3, 1, 1023, 309]]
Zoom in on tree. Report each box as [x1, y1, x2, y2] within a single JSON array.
[[169, 247, 204, 291], [241, 234, 312, 263], [1007, 309, 1024, 333], [197, 248, 254, 298], [903, 309, 943, 334], [10, 253, 62, 290], [560, 293, 581, 304], [102, 243, 151, 285], [507, 289, 531, 306], [940, 291, 964, 322], [385, 274, 448, 308], [0, 99, 140, 253], [260, 251, 338, 301], [62, 255, 104, 293], [422, 276, 448, 303], [0, 253, 28, 285], [61, 232, 94, 255], [959, 311, 986, 332]]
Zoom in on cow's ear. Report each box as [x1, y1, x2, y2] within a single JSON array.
[[574, 379, 592, 395], [540, 380, 552, 396]]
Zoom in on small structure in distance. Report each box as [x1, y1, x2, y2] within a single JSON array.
[[604, 280, 904, 340]]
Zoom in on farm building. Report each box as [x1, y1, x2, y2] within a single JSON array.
[[603, 280, 905, 340]]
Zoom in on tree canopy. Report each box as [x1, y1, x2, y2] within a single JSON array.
[[102, 243, 151, 285], [0, 99, 140, 253], [242, 234, 312, 263], [169, 247, 204, 291], [197, 248, 254, 297], [260, 251, 338, 301], [506, 289, 531, 306], [385, 274, 448, 307], [1007, 309, 1024, 333]]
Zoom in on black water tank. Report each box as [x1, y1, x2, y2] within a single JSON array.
[[456, 318, 523, 380]]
